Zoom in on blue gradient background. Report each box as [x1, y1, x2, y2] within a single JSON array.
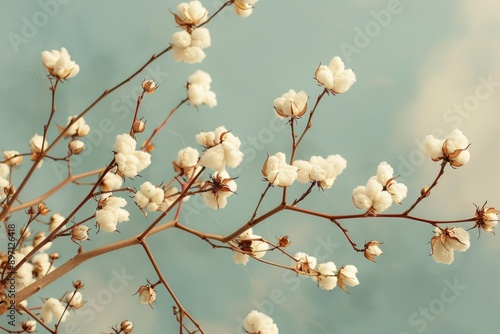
[[1, 1, 499, 333]]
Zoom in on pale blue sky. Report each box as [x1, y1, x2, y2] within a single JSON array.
[[1, 1, 499, 333]]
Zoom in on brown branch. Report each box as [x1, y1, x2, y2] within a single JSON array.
[[11, 220, 177, 310], [10, 167, 105, 214], [331, 218, 363, 252]]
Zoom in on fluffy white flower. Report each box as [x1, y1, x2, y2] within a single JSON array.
[[262, 152, 298, 187], [15, 252, 34, 290], [29, 134, 48, 153], [233, 0, 259, 17], [160, 186, 188, 212], [40, 298, 68, 323], [187, 70, 217, 108], [172, 28, 210, 64], [174, 1, 208, 28], [233, 228, 269, 265], [32, 253, 55, 278], [352, 178, 393, 214], [50, 213, 66, 232], [174, 146, 200, 177], [113, 134, 151, 178], [243, 310, 278, 334], [135, 181, 165, 212], [197, 126, 243, 171], [312, 262, 338, 291], [431, 227, 470, 265], [100, 168, 123, 192], [191, 27, 211, 49], [65, 291, 83, 307], [3, 150, 23, 166], [21, 320, 36, 333], [68, 140, 85, 154], [337, 265, 360, 292], [364, 240, 383, 262], [0, 164, 10, 201], [372, 161, 408, 204], [41, 47, 80, 79], [62, 116, 90, 137], [421, 129, 470, 167], [273, 89, 308, 118], [293, 154, 347, 189], [314, 56, 356, 94], [96, 196, 130, 232], [201, 170, 237, 209], [293, 252, 317, 274], [114, 133, 137, 154]]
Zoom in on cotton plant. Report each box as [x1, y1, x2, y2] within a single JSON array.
[[233, 228, 270, 265], [352, 161, 408, 214], [171, 1, 211, 64], [113, 133, 152, 178], [196, 125, 244, 171], [186, 70, 217, 108], [95, 195, 130, 232], [1, 2, 498, 334], [293, 154, 347, 189]]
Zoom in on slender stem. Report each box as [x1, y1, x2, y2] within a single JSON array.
[[292, 182, 316, 206], [249, 183, 272, 224], [41, 78, 60, 153], [138, 166, 205, 241], [19, 304, 55, 333], [197, 1, 233, 28], [10, 167, 105, 214], [141, 97, 188, 150], [331, 218, 363, 252], [130, 91, 146, 137], [290, 89, 327, 162], [403, 160, 447, 215], [141, 241, 205, 334]]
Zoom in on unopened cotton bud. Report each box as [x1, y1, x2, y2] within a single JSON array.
[[71, 225, 89, 242], [420, 186, 430, 197], [73, 280, 85, 289], [132, 119, 146, 134], [121, 320, 134, 333], [142, 79, 158, 94], [38, 202, 49, 215], [277, 235, 291, 248]]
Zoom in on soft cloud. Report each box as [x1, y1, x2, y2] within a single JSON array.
[[395, 0, 500, 212]]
